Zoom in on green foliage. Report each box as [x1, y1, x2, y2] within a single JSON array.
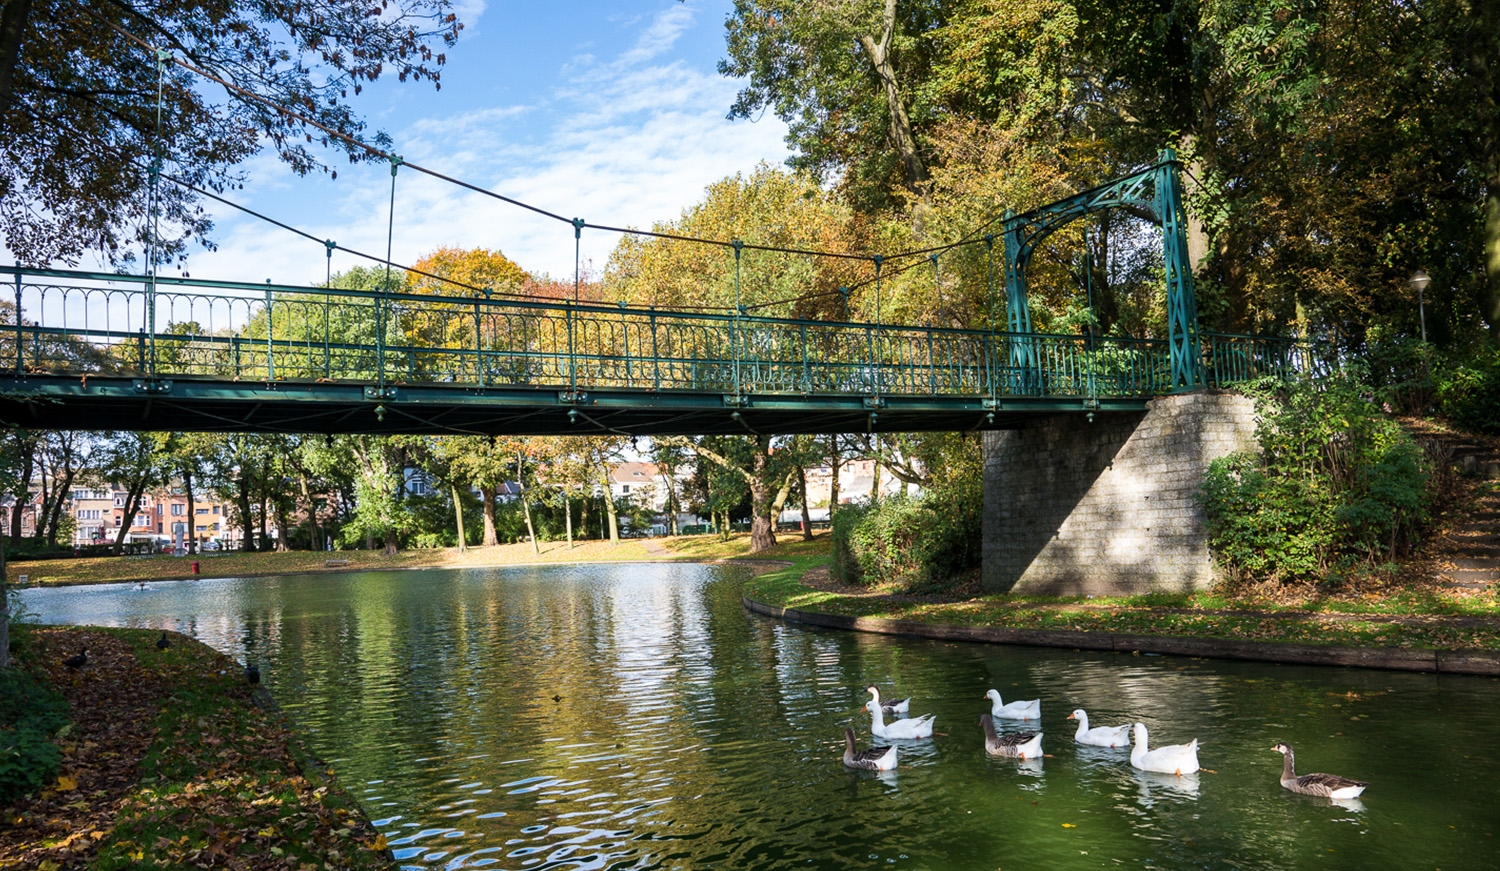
[[1201, 370, 1433, 583], [1435, 349, 1500, 435], [830, 438, 983, 591], [0, 668, 70, 803]]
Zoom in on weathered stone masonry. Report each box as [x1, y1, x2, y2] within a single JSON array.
[[982, 392, 1257, 596]]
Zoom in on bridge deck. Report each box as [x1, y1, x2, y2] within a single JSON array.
[[0, 267, 1313, 435]]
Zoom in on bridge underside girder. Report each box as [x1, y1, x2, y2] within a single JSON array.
[[0, 375, 1146, 436]]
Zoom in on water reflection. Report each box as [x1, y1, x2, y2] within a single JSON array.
[[19, 565, 1500, 871]]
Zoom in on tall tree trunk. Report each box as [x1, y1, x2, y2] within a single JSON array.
[[869, 460, 880, 504], [451, 482, 467, 553], [113, 482, 147, 547], [857, 0, 928, 197], [564, 491, 574, 549], [237, 475, 255, 552], [258, 491, 269, 553], [301, 475, 320, 551], [521, 492, 539, 555], [798, 465, 813, 541], [1469, 1, 1500, 342], [274, 499, 290, 552], [662, 463, 679, 536], [596, 467, 620, 544], [748, 443, 776, 552], [183, 466, 196, 553], [481, 484, 498, 546], [382, 528, 398, 555], [0, 541, 9, 668], [0, 0, 32, 124], [9, 437, 32, 543], [828, 434, 840, 522], [45, 466, 75, 546]]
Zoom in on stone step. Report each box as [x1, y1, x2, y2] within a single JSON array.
[[1448, 557, 1500, 572], [1447, 544, 1500, 559]]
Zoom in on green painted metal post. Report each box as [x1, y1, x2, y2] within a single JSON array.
[[264, 287, 275, 380], [1157, 147, 1202, 390], [13, 269, 21, 375], [732, 240, 744, 399], [381, 155, 402, 393], [1002, 212, 1038, 393], [650, 308, 660, 391], [324, 240, 334, 379], [983, 235, 996, 403], [475, 298, 486, 386]]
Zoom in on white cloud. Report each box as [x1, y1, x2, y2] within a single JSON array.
[[178, 4, 790, 288]]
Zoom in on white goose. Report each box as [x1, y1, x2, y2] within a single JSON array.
[[865, 684, 910, 716], [983, 689, 1040, 721], [1130, 723, 1199, 776], [980, 714, 1044, 759], [842, 727, 898, 771], [1067, 709, 1131, 748], [1273, 743, 1367, 798], [865, 699, 935, 740]]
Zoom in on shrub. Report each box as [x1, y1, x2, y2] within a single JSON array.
[[1201, 367, 1433, 583], [1435, 349, 1500, 435], [830, 438, 984, 592], [0, 668, 71, 803]]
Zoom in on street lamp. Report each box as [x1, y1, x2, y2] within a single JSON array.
[[1409, 269, 1430, 344]]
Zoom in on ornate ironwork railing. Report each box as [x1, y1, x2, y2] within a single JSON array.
[[2, 267, 1308, 403]]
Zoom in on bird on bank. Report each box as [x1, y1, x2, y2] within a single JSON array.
[[842, 728, 898, 771], [63, 647, 88, 670], [1068, 709, 1131, 748], [1273, 742, 1368, 798], [245, 664, 260, 685], [1130, 723, 1199, 776], [865, 684, 910, 716], [980, 714, 1044, 759], [983, 689, 1040, 721], [865, 700, 935, 740], [155, 632, 171, 651]]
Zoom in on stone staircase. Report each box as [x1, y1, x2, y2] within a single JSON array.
[[1411, 420, 1500, 590]]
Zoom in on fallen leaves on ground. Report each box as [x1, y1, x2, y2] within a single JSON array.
[[0, 626, 396, 870]]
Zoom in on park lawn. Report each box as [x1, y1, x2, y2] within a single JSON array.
[[6, 534, 761, 588], [0, 625, 395, 870], [742, 554, 1500, 652]]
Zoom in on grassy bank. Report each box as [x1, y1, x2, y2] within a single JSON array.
[[0, 625, 394, 869], [11, 528, 1500, 652], [744, 561, 1500, 652]]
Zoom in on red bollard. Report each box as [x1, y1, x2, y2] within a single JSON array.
[[191, 560, 200, 575]]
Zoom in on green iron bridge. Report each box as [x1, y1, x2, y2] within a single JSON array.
[[0, 154, 1319, 437]]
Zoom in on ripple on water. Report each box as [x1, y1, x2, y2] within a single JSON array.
[[19, 564, 1500, 871]]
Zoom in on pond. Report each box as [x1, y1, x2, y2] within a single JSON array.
[[19, 564, 1500, 870]]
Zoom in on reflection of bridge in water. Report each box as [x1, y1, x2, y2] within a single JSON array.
[[0, 266, 1316, 436]]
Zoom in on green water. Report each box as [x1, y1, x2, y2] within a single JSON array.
[[21, 564, 1500, 870]]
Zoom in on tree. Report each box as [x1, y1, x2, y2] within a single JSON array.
[[659, 434, 798, 552], [721, 0, 945, 211], [1, 0, 461, 267], [94, 432, 170, 547]]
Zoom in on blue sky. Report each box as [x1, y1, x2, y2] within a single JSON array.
[[187, 0, 791, 286]]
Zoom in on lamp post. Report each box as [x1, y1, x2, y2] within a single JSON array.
[[1409, 270, 1430, 344], [1409, 270, 1432, 400]]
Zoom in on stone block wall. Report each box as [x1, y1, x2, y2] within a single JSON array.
[[982, 391, 1258, 596]]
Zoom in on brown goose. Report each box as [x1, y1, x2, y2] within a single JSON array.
[[980, 714, 1043, 759], [1273, 742, 1367, 798], [842, 728, 897, 771]]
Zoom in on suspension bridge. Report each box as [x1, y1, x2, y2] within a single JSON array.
[[0, 149, 1318, 437]]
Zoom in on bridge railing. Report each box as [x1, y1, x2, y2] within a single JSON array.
[[4, 268, 1256, 402], [1200, 332, 1328, 388]]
